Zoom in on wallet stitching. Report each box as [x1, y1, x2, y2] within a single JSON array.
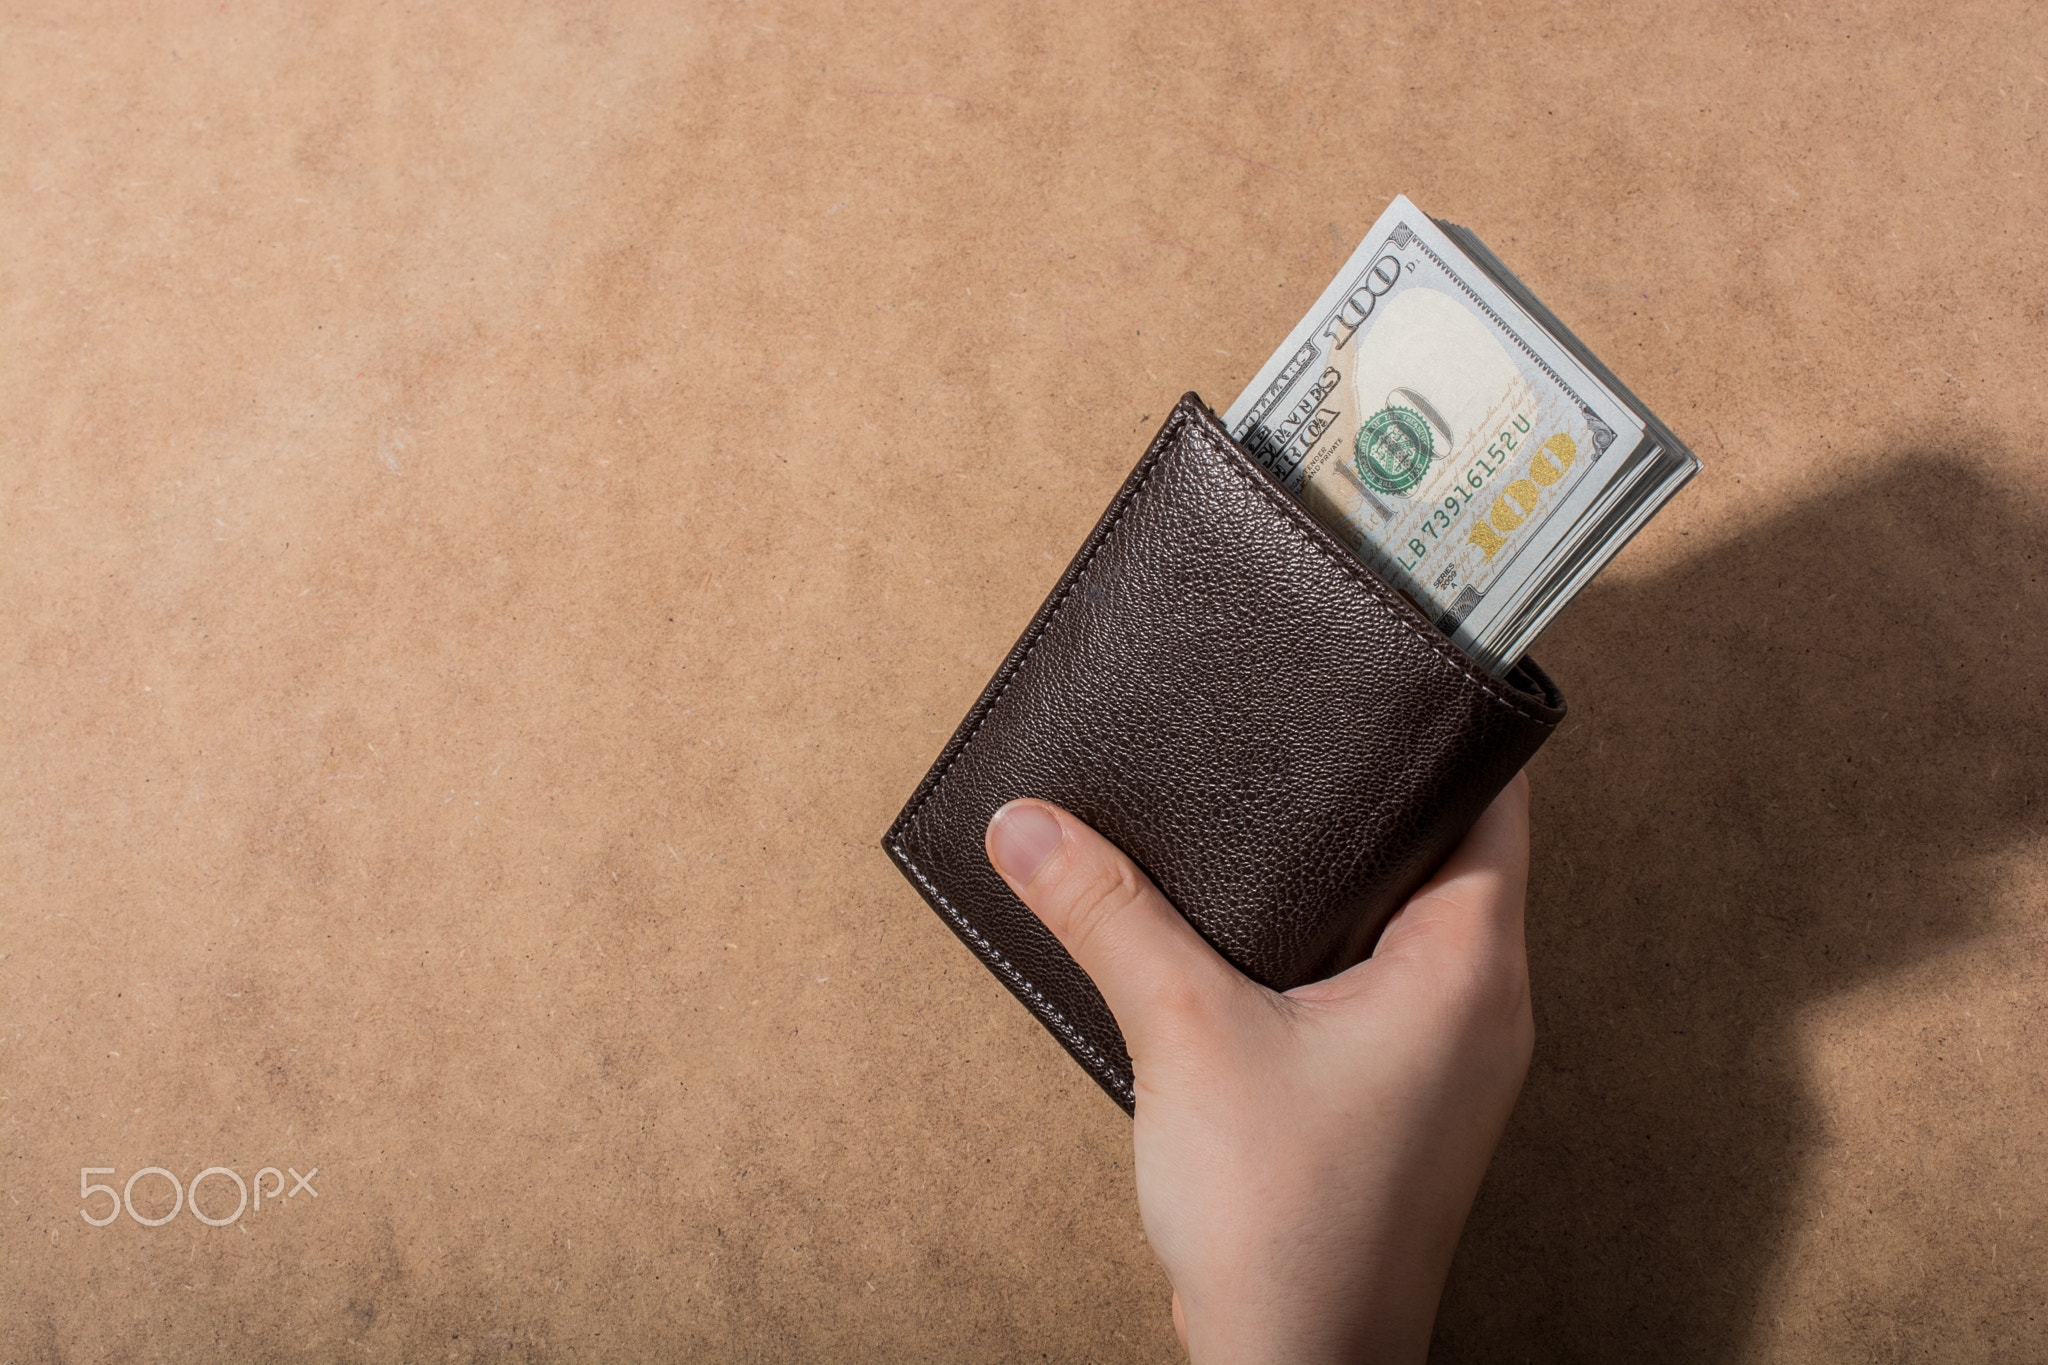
[[1186, 417, 1559, 726], [888, 844, 1134, 1105], [885, 410, 1184, 1107], [905, 416, 1171, 816]]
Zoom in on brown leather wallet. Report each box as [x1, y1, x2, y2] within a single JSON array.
[[883, 394, 1565, 1113]]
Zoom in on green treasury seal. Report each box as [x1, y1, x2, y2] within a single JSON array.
[[1353, 405, 1435, 496]]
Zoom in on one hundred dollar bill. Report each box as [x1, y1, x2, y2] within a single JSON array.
[[1221, 196, 1698, 674]]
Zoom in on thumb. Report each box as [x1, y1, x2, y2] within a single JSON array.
[[985, 799, 1238, 1057]]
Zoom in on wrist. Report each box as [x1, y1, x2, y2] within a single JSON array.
[[1179, 1276, 1438, 1365]]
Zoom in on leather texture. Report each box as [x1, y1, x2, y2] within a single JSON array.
[[883, 394, 1566, 1113]]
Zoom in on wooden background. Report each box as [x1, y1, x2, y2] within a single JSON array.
[[5, 3, 2045, 1359]]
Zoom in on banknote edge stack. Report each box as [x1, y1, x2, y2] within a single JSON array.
[[1434, 218, 1701, 669], [1221, 204, 1701, 677]]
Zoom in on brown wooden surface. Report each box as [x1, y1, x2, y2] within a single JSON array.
[[5, 3, 2045, 1360]]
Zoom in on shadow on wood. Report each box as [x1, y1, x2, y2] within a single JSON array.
[[1433, 433, 2044, 1361]]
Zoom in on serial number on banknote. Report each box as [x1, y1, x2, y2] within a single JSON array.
[[1223, 199, 1639, 644]]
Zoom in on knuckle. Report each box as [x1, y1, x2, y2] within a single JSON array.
[[1144, 970, 1222, 1038], [1053, 854, 1150, 958], [1443, 947, 1534, 1057]]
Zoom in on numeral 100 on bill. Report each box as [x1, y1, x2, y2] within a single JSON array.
[[79, 1165, 319, 1227]]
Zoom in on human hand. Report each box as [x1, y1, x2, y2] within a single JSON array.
[[984, 774, 1533, 1364]]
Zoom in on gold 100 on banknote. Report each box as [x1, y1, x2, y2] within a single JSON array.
[[1222, 196, 1699, 676]]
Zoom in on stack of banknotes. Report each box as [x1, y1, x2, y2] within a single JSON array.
[[1221, 195, 1699, 676]]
